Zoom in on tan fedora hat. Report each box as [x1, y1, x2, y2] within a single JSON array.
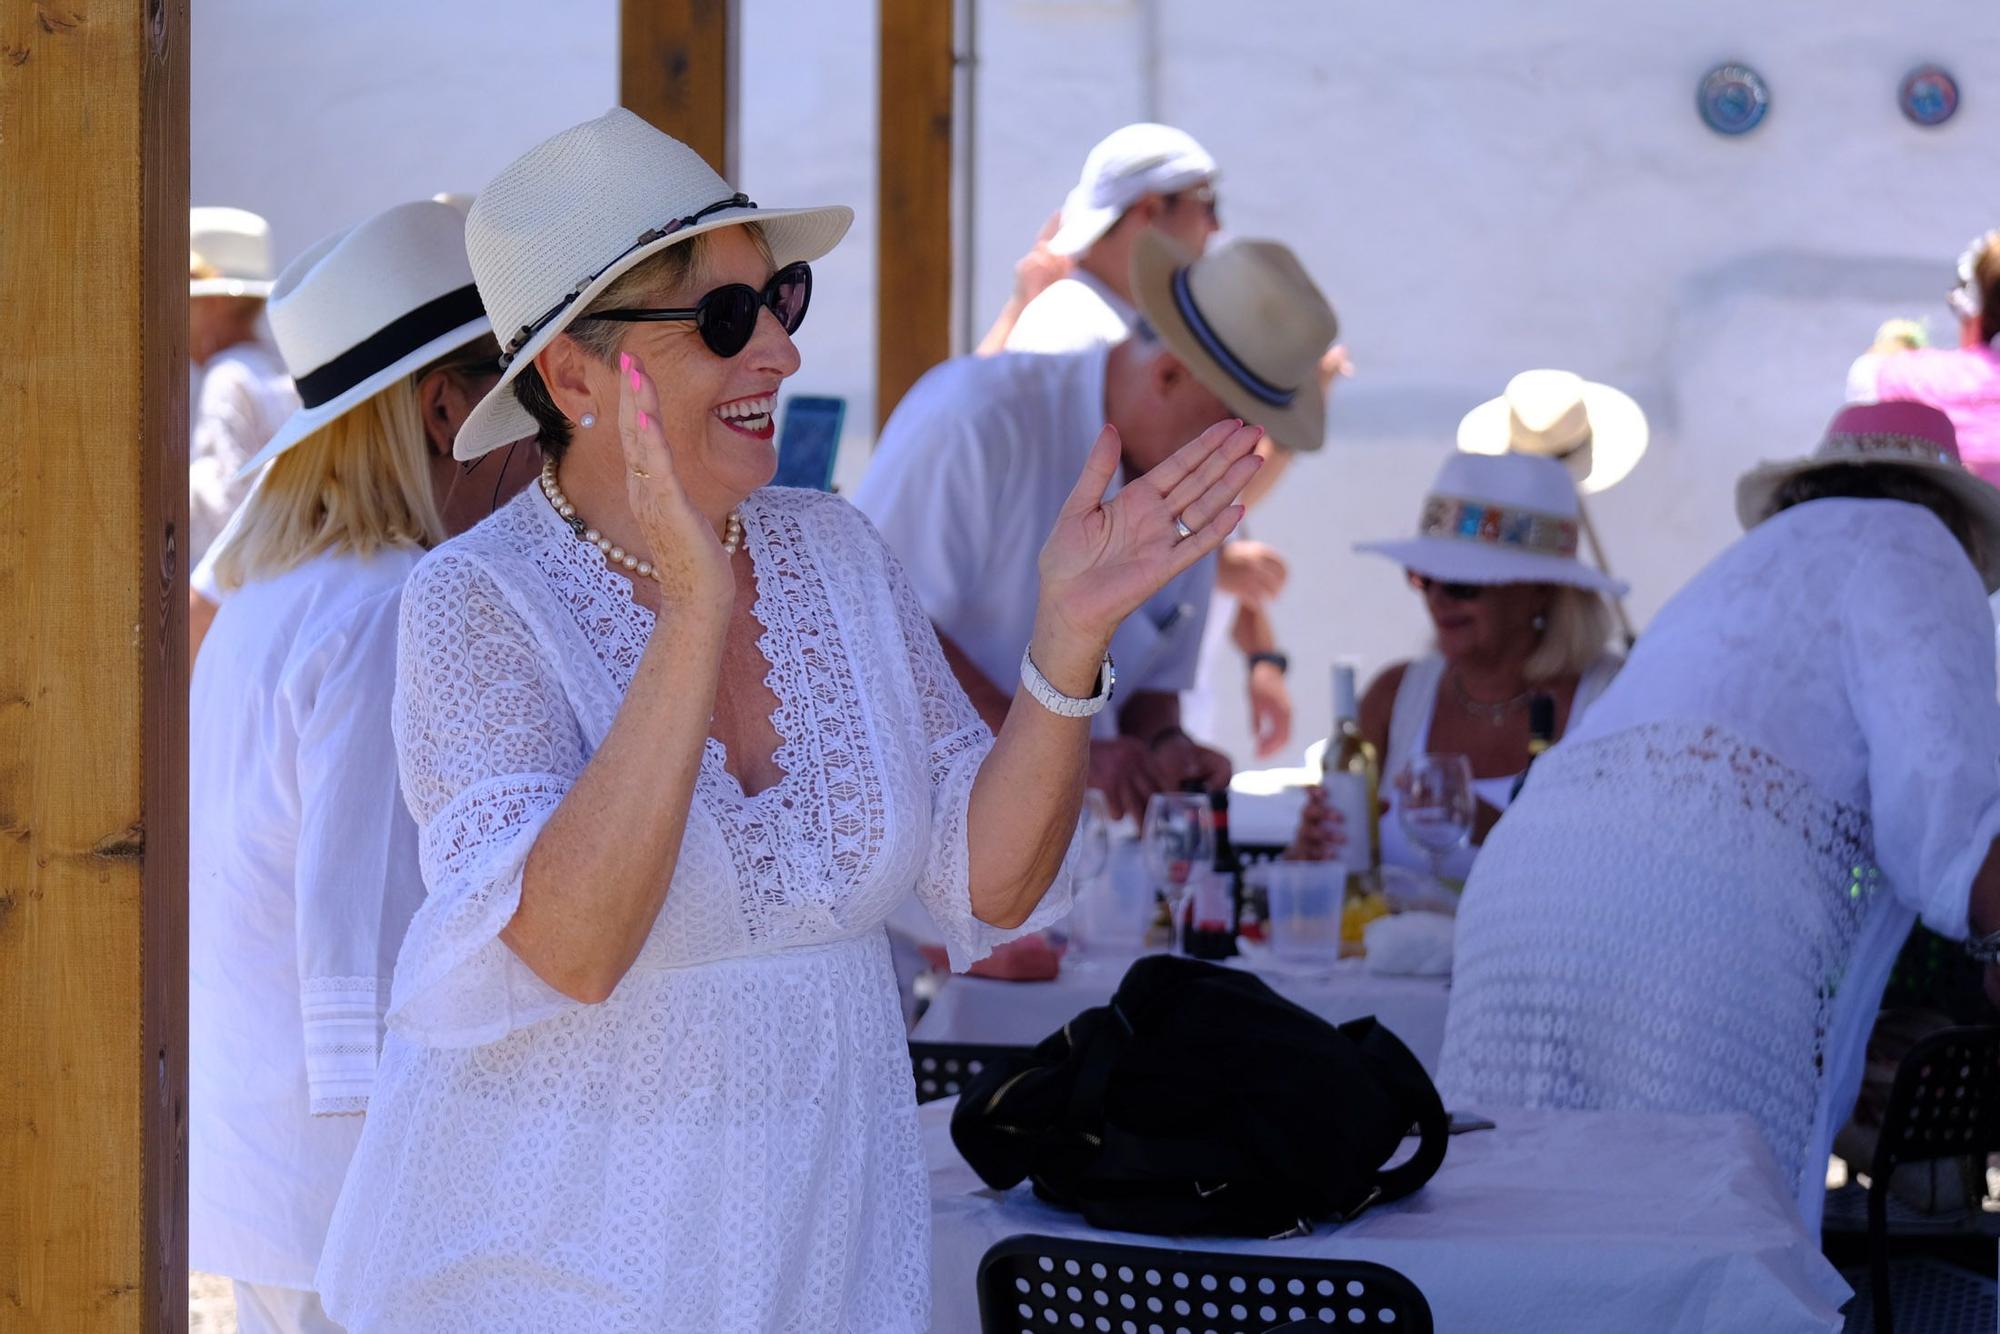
[[1457, 369, 1648, 495], [1129, 231, 1338, 454]]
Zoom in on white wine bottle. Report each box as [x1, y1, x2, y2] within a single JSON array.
[[1320, 663, 1381, 881]]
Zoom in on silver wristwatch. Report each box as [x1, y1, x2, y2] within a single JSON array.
[[1966, 928, 2000, 963], [1020, 648, 1116, 718]]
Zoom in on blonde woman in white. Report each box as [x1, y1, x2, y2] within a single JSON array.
[[188, 198, 493, 1334]]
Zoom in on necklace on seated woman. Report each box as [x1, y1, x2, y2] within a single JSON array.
[[539, 457, 743, 583], [1451, 669, 1532, 726]]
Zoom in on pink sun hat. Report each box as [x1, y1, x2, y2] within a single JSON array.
[[1735, 400, 2000, 591]]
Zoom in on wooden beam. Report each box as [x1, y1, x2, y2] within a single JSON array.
[[620, 0, 737, 179], [0, 1, 189, 1329], [877, 0, 956, 430]]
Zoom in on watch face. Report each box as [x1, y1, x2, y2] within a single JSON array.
[[1698, 63, 1770, 136]]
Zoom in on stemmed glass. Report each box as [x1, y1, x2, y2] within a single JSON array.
[[1059, 791, 1114, 956], [1397, 753, 1476, 887], [1142, 792, 1214, 956]]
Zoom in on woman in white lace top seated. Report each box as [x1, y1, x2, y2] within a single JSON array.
[[1287, 451, 1623, 878], [316, 110, 1264, 1333], [1439, 401, 2000, 1233]]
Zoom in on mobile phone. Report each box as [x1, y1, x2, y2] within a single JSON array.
[[772, 395, 845, 492]]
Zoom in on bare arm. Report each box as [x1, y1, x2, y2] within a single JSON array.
[[958, 421, 1263, 928], [976, 210, 1068, 357], [497, 352, 736, 1003]]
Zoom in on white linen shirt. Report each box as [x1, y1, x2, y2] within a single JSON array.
[[189, 546, 427, 1288], [190, 340, 298, 563], [1003, 270, 1135, 354], [854, 347, 1216, 738]]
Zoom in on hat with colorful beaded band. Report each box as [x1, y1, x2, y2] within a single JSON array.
[[234, 198, 492, 479], [1736, 400, 2000, 591], [1356, 451, 1628, 595], [452, 107, 853, 461]]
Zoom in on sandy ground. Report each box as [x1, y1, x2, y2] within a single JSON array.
[[191, 1271, 236, 1334]]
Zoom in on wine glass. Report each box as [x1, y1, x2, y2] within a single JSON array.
[[1060, 790, 1115, 956], [1397, 753, 1476, 886], [1142, 792, 1214, 956]]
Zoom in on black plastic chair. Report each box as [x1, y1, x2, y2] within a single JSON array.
[[909, 1041, 1030, 1105], [1853, 1026, 2000, 1334], [975, 1233, 1433, 1334]]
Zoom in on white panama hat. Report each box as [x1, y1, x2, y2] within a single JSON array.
[[453, 107, 854, 461], [234, 199, 491, 478], [190, 206, 277, 298], [1456, 368, 1649, 496], [1129, 231, 1338, 454], [1356, 451, 1629, 595], [1048, 122, 1218, 258]]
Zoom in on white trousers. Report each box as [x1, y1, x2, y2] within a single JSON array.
[[231, 1281, 344, 1334]]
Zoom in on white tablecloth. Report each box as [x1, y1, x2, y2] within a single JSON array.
[[912, 950, 1452, 1073], [923, 1099, 1850, 1334]]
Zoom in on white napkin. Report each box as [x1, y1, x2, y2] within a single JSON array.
[[1362, 911, 1454, 976]]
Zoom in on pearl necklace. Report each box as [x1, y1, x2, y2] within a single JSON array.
[[539, 458, 742, 582]]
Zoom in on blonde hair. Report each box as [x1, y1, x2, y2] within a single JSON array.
[[1522, 584, 1614, 684], [215, 377, 444, 591]]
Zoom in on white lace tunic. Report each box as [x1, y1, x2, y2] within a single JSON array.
[[317, 484, 1070, 1332], [1439, 499, 2000, 1232]]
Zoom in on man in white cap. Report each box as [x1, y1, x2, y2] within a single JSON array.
[[857, 231, 1338, 819], [993, 122, 1220, 357], [189, 206, 299, 563]]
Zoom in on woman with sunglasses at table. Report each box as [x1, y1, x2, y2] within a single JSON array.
[[1286, 452, 1622, 878], [315, 110, 1263, 1333]]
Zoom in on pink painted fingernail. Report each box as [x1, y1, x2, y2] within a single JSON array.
[[619, 352, 631, 373], [629, 369, 643, 392], [636, 410, 649, 431]]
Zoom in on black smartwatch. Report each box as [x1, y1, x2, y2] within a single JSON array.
[[1248, 650, 1290, 675]]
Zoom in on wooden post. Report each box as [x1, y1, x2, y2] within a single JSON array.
[[0, 1, 189, 1329], [877, 0, 956, 430], [620, 0, 737, 179]]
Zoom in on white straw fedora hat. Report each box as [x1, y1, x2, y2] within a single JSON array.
[[234, 199, 491, 478], [190, 206, 277, 298], [1456, 369, 1648, 495], [1736, 400, 2000, 592], [1356, 451, 1628, 595], [1048, 123, 1218, 258], [454, 107, 854, 461], [1130, 231, 1338, 454]]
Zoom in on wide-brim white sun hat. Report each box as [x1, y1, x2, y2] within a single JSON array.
[[234, 198, 491, 478], [1048, 122, 1218, 257], [1356, 450, 1629, 595], [190, 205, 277, 298], [454, 107, 854, 461], [1456, 368, 1649, 496], [1129, 230, 1337, 454], [1736, 399, 2000, 593]]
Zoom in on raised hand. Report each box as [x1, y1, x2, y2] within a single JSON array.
[[618, 351, 735, 614], [1035, 419, 1264, 656]]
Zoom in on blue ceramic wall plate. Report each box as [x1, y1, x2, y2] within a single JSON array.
[[1900, 65, 1960, 127], [1698, 63, 1770, 136]]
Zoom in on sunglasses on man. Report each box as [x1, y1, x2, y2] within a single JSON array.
[[1407, 571, 1486, 602], [580, 261, 813, 360]]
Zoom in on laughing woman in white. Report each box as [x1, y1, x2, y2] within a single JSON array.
[[1439, 401, 2000, 1234], [316, 110, 1263, 1332], [189, 200, 496, 1333]]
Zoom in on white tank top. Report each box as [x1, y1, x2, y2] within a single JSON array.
[[1376, 653, 1620, 879]]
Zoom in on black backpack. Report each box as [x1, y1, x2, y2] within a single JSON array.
[[949, 954, 1449, 1238]]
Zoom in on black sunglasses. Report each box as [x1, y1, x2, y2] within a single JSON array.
[[580, 261, 812, 359], [1408, 571, 1485, 602]]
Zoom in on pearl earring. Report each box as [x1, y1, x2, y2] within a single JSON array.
[[579, 413, 596, 429], [1533, 613, 1549, 633]]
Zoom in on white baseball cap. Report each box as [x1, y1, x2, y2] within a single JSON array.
[[1048, 123, 1218, 258]]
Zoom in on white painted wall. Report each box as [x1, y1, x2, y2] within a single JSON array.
[[195, 0, 2000, 766]]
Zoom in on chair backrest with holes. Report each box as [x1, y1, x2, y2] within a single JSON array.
[[974, 1233, 1434, 1334], [911, 1041, 1034, 1105], [1872, 1025, 2000, 1180]]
